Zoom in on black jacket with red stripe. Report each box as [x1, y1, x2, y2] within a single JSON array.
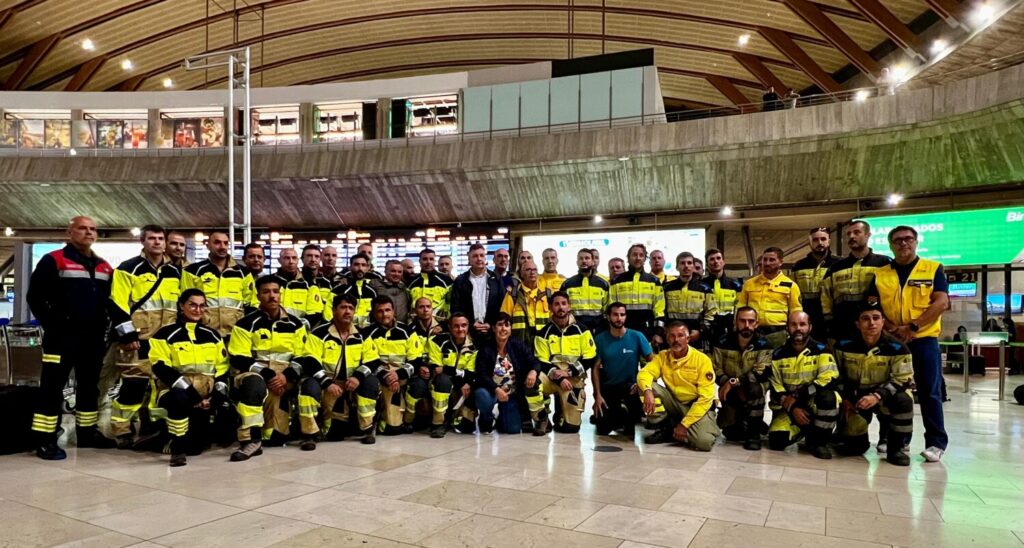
[[27, 244, 113, 338]]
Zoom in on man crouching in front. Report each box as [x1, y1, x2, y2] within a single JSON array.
[[638, 321, 720, 451]]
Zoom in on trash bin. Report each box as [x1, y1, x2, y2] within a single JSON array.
[[1, 324, 43, 386]]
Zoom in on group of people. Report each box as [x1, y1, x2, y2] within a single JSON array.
[[26, 215, 949, 468]]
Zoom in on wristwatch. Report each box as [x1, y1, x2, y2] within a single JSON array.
[[909, 322, 920, 333]]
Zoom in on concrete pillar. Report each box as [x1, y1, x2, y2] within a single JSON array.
[[147, 108, 162, 148], [376, 97, 391, 140], [70, 110, 84, 121], [299, 102, 315, 144]]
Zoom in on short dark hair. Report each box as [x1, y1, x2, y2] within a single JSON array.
[[243, 242, 263, 254], [577, 248, 593, 258], [302, 244, 321, 254], [177, 288, 206, 306], [606, 301, 627, 315], [209, 230, 230, 240], [449, 312, 469, 325], [384, 259, 401, 269], [166, 230, 186, 240], [847, 219, 871, 232], [141, 224, 165, 239], [350, 252, 370, 265], [676, 251, 694, 263], [548, 290, 570, 306], [808, 227, 830, 235], [735, 306, 757, 318], [419, 248, 436, 258], [371, 295, 394, 310], [888, 225, 918, 242], [468, 243, 485, 255], [627, 243, 647, 257], [255, 274, 281, 291], [763, 247, 784, 260], [705, 248, 722, 260], [332, 292, 358, 309], [494, 312, 513, 327]]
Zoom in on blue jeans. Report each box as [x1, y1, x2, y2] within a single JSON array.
[[474, 387, 522, 434], [909, 337, 948, 450]]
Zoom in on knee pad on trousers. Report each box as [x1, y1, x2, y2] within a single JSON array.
[[117, 377, 149, 404], [238, 375, 268, 403], [768, 431, 793, 451], [406, 376, 428, 399], [160, 388, 192, 418], [814, 390, 838, 411], [432, 373, 452, 394], [300, 377, 322, 399], [357, 375, 380, 398], [888, 391, 914, 414]]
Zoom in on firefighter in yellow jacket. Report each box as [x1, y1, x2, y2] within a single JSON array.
[[273, 248, 324, 321], [227, 275, 317, 461], [408, 248, 452, 321], [304, 293, 382, 445], [363, 295, 426, 435], [834, 302, 914, 466], [767, 311, 839, 459], [107, 225, 182, 447], [501, 260, 550, 346], [181, 231, 251, 337], [560, 249, 609, 333], [711, 307, 773, 450], [327, 253, 377, 327], [638, 321, 720, 451], [429, 313, 479, 435], [736, 247, 802, 348], [609, 244, 665, 339], [533, 291, 597, 435], [147, 289, 229, 467]]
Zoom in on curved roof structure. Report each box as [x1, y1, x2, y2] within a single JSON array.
[[0, 0, 952, 106]]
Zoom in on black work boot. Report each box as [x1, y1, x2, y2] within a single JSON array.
[[36, 442, 67, 461], [643, 428, 673, 445], [76, 426, 117, 449], [885, 434, 910, 466], [806, 427, 833, 460]]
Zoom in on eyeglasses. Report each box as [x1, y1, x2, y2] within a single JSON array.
[[184, 303, 208, 310], [891, 236, 917, 244]]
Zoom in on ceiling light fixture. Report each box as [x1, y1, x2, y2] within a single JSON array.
[[4, 227, 15, 237], [973, 2, 996, 25], [854, 90, 871, 102], [721, 206, 734, 216], [162, 77, 173, 89], [130, 227, 142, 237], [887, 193, 903, 206], [121, 59, 133, 71], [737, 33, 751, 46], [618, 156, 630, 162], [930, 39, 948, 55], [81, 38, 95, 51], [593, 215, 603, 224], [194, 231, 205, 241]]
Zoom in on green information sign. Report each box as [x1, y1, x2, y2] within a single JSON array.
[[862, 206, 1024, 266]]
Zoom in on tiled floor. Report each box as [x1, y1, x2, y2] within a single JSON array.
[[3, 374, 1024, 547]]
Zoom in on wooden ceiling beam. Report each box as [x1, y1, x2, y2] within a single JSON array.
[[2, 33, 61, 90], [64, 57, 106, 91], [759, 27, 840, 93], [116, 75, 147, 91], [924, 0, 968, 27], [848, 0, 925, 58], [782, 0, 880, 77], [32, 3, 822, 91], [706, 74, 756, 112], [733, 52, 789, 93]]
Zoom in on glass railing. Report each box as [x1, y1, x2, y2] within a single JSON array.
[[0, 85, 893, 158]]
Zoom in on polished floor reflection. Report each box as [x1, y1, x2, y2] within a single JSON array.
[[2, 374, 1023, 547]]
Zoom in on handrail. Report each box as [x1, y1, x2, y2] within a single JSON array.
[[0, 85, 895, 159]]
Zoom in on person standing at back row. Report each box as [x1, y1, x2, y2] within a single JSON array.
[[867, 225, 950, 463], [736, 247, 802, 348], [792, 228, 838, 342]]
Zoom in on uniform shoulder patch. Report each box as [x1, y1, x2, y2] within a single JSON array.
[[705, 371, 714, 381]]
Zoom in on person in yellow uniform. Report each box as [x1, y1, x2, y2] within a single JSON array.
[[538, 248, 566, 293], [227, 275, 316, 460], [301, 244, 334, 314], [867, 225, 950, 463], [147, 289, 229, 467], [363, 296, 426, 435], [106, 224, 181, 448], [182, 231, 250, 337], [408, 248, 452, 321], [165, 231, 188, 269], [637, 322, 720, 451], [703, 248, 742, 343], [273, 248, 323, 322], [533, 292, 597, 435], [429, 313, 479, 434], [662, 252, 713, 349], [767, 311, 839, 459], [609, 244, 665, 340], [407, 296, 449, 438], [649, 250, 673, 283], [328, 253, 377, 328], [501, 260, 550, 346], [792, 228, 838, 341], [821, 220, 892, 341], [304, 293, 381, 445], [560, 249, 609, 333], [711, 307, 773, 450], [834, 302, 914, 466], [736, 247, 802, 348], [241, 243, 266, 309]]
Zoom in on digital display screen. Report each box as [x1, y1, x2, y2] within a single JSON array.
[[520, 228, 706, 277]]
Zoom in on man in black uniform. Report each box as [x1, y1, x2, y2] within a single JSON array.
[[792, 228, 838, 342], [29, 216, 117, 459]]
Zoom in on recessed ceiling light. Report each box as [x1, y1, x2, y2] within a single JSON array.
[[162, 77, 173, 88], [930, 39, 948, 55], [854, 89, 871, 102], [130, 227, 142, 237], [887, 193, 903, 206], [973, 2, 996, 24], [121, 59, 133, 71], [738, 34, 751, 46], [593, 215, 603, 224], [618, 156, 630, 162], [68, 148, 77, 156], [3, 227, 15, 237], [721, 206, 734, 216], [81, 38, 95, 51]]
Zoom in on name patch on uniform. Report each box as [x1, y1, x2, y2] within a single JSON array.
[[779, 281, 793, 288], [907, 280, 933, 288]]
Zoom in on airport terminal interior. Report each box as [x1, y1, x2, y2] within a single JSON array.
[[2, 0, 1024, 546]]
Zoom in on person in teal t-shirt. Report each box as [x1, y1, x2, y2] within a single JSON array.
[[593, 302, 654, 436]]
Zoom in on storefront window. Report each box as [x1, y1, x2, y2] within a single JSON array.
[[408, 95, 458, 137], [314, 102, 363, 142]]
